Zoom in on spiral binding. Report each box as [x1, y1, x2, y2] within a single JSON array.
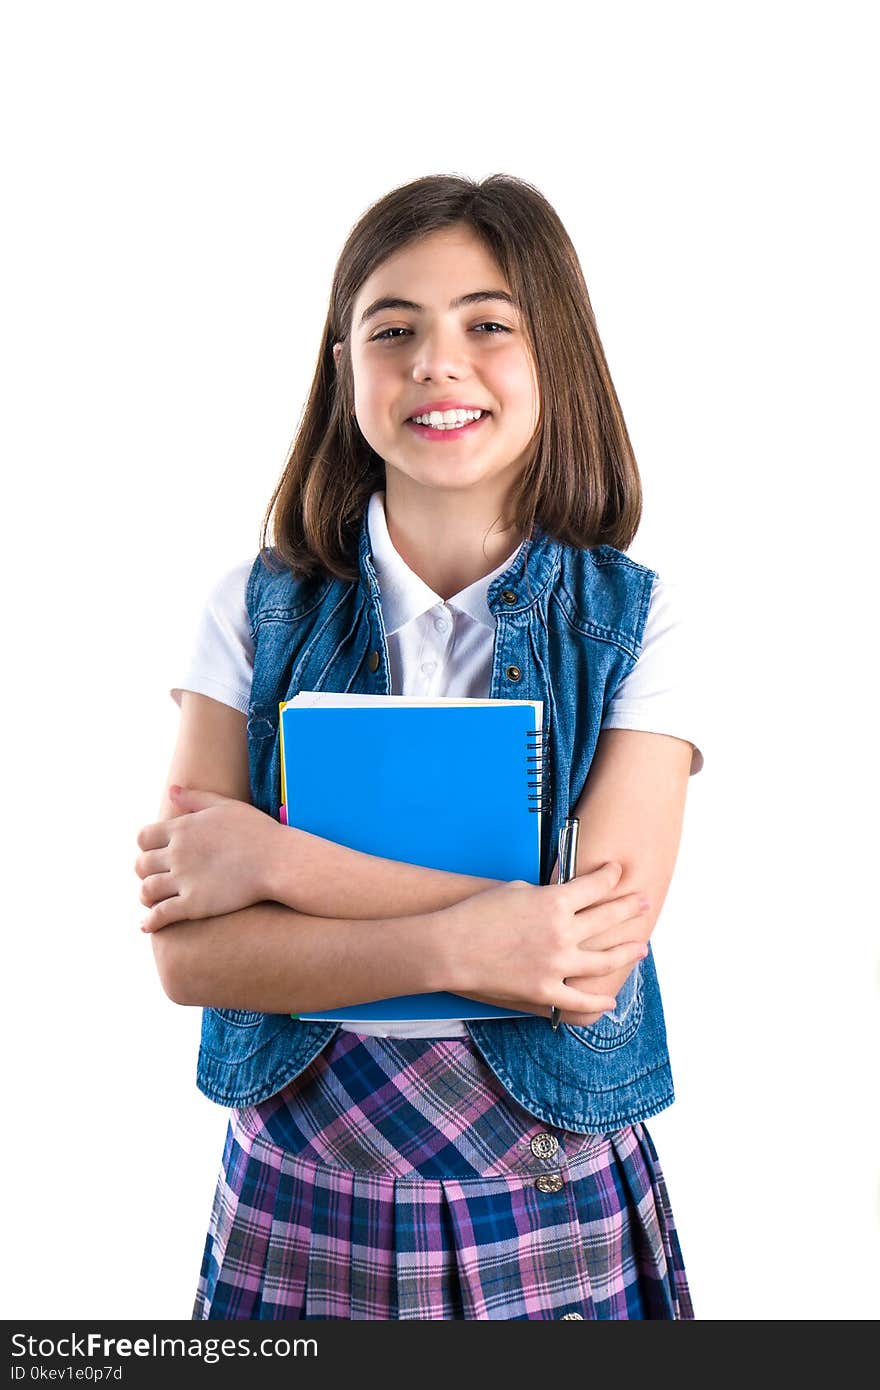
[[525, 727, 552, 814]]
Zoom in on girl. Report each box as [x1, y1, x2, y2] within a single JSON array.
[[135, 173, 702, 1321]]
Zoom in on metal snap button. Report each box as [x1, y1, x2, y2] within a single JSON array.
[[559, 1312, 584, 1319], [368, 651, 380, 672], [501, 589, 517, 604], [535, 1174, 564, 1194], [530, 1133, 559, 1159], [506, 664, 522, 682]]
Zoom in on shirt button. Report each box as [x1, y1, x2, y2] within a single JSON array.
[[530, 1133, 559, 1160], [434, 618, 449, 632], [559, 1312, 584, 1319], [535, 1174, 564, 1194], [421, 661, 436, 674]]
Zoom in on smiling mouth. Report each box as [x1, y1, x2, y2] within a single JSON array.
[[405, 411, 491, 439]]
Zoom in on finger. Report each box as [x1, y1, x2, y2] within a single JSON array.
[[134, 848, 171, 880], [571, 942, 648, 977], [136, 822, 170, 852], [581, 911, 647, 956], [560, 859, 623, 903], [574, 891, 650, 932], [140, 895, 186, 933], [139, 871, 177, 907], [578, 916, 651, 953], [557, 981, 619, 1013]]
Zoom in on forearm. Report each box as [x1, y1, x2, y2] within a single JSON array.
[[269, 824, 504, 919], [150, 899, 448, 1014]]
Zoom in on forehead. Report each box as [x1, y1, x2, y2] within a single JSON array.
[[353, 227, 508, 308]]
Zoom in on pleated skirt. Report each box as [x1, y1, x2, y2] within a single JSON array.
[[192, 1028, 694, 1320]]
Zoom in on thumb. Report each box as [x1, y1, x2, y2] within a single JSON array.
[[168, 785, 229, 811]]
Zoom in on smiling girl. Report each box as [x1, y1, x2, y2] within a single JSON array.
[[135, 173, 702, 1320]]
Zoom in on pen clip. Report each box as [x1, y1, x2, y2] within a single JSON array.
[[557, 817, 579, 881], [551, 818, 580, 1033]]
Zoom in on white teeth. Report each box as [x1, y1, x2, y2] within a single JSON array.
[[410, 408, 484, 429]]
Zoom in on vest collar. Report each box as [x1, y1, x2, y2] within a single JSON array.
[[357, 497, 560, 618]]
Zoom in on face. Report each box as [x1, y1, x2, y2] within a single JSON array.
[[334, 225, 540, 500]]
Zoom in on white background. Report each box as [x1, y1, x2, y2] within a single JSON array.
[[2, 0, 877, 1321]]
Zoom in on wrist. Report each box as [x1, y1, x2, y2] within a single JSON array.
[[418, 902, 462, 995], [263, 819, 299, 906], [398, 908, 456, 996]]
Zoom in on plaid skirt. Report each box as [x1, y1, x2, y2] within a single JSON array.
[[192, 1029, 694, 1320]]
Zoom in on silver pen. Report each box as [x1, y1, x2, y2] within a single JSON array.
[[550, 816, 579, 1031]]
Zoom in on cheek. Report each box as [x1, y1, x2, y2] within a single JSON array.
[[497, 356, 540, 428], [355, 365, 397, 418], [492, 344, 535, 387]]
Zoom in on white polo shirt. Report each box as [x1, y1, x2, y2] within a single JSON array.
[[172, 489, 704, 1037]]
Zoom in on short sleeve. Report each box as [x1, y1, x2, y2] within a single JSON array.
[[170, 559, 255, 715], [601, 575, 705, 775]]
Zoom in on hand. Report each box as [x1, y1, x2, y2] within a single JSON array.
[[435, 861, 650, 1027], [134, 786, 286, 932]]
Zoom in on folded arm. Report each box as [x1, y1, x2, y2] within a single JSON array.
[[151, 900, 453, 1013], [139, 694, 692, 1012], [140, 693, 494, 1011], [136, 692, 505, 934], [269, 724, 694, 934], [561, 728, 694, 1006], [268, 823, 504, 919]]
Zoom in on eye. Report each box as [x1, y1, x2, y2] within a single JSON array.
[[368, 322, 513, 342]]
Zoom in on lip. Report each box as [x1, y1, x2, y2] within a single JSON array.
[[405, 399, 491, 420], [405, 413, 489, 442]]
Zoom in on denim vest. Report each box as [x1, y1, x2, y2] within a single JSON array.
[[195, 509, 675, 1133]]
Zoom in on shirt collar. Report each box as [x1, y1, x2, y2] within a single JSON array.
[[366, 490, 525, 634]]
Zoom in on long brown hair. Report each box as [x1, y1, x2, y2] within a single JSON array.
[[260, 173, 642, 581]]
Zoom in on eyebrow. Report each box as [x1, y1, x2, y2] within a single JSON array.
[[358, 289, 517, 330]]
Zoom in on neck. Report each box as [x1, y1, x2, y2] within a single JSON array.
[[381, 480, 525, 600]]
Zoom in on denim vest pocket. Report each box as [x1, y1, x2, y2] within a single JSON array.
[[563, 959, 644, 1052], [246, 700, 278, 741], [201, 1006, 292, 1062], [213, 1007, 264, 1028]]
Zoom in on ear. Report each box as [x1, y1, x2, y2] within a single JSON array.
[[332, 341, 342, 369]]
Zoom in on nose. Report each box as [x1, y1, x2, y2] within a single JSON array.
[[411, 320, 468, 382]]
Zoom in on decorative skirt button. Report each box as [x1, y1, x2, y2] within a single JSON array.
[[530, 1133, 559, 1160]]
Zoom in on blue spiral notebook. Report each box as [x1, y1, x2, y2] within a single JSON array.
[[278, 693, 545, 1022]]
